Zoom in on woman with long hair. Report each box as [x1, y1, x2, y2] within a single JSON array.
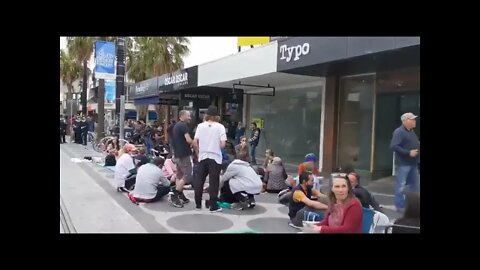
[[312, 176, 363, 233]]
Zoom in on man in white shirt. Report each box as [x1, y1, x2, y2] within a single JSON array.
[[128, 157, 171, 203], [114, 144, 138, 192], [193, 106, 227, 212]]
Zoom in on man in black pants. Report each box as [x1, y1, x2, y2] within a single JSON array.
[[193, 106, 227, 212], [60, 116, 67, 144]]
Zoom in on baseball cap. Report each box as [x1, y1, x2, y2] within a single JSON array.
[[124, 144, 138, 153], [400, 112, 418, 121], [206, 105, 219, 116]]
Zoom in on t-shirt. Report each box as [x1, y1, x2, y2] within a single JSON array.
[[293, 190, 307, 203], [114, 153, 136, 188], [172, 121, 192, 158], [194, 121, 227, 165]]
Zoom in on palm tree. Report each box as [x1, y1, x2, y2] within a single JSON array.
[[66, 37, 94, 117], [60, 50, 81, 100], [126, 37, 190, 128]]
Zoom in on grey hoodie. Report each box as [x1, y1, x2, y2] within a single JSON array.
[[220, 159, 263, 194]]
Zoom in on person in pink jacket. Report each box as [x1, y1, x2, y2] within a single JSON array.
[[162, 155, 177, 182]]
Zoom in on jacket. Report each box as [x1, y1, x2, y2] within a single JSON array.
[[220, 159, 262, 194], [318, 198, 363, 233]]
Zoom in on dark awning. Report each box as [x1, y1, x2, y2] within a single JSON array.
[[134, 96, 159, 105]]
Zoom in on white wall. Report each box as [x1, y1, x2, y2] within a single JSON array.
[[198, 41, 278, 86]]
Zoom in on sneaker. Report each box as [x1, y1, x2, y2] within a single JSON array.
[[210, 205, 222, 213], [195, 204, 202, 211], [168, 192, 184, 208], [231, 201, 249, 210], [178, 192, 190, 204], [247, 197, 256, 208], [278, 189, 290, 198], [117, 187, 130, 193], [288, 222, 303, 230]]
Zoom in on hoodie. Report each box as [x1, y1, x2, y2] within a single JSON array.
[[220, 159, 262, 194]]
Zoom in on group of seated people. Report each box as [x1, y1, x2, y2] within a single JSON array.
[[110, 142, 419, 233]]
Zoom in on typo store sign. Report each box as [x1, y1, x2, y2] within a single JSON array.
[[159, 66, 198, 93], [279, 43, 310, 62]]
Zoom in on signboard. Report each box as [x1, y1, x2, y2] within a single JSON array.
[[94, 41, 116, 80], [132, 77, 159, 99], [251, 118, 264, 129], [105, 80, 116, 103], [158, 66, 198, 93], [180, 92, 211, 101], [237, 37, 270, 47]]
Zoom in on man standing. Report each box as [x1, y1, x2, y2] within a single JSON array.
[[248, 122, 261, 165], [170, 110, 194, 208], [390, 112, 420, 213], [193, 105, 227, 212], [60, 116, 67, 144]]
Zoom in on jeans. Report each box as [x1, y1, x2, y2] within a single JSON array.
[[250, 144, 257, 165], [194, 158, 221, 209], [394, 165, 420, 209], [144, 137, 154, 155]]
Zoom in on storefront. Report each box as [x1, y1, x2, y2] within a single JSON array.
[[131, 77, 159, 122], [197, 41, 324, 166], [278, 37, 420, 180]]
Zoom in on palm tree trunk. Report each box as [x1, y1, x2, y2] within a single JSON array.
[[82, 58, 88, 116], [97, 79, 105, 141]]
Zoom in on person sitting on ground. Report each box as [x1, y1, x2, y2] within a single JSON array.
[[218, 151, 263, 210], [105, 149, 117, 166], [128, 157, 171, 204], [134, 147, 149, 168], [264, 157, 289, 193], [234, 136, 249, 161], [288, 172, 329, 229], [114, 144, 139, 192], [392, 191, 420, 234], [106, 137, 120, 156], [162, 154, 177, 182], [311, 176, 363, 233], [298, 153, 319, 176], [347, 171, 383, 212]]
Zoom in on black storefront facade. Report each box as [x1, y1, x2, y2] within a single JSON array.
[[277, 37, 420, 181], [159, 66, 244, 141]]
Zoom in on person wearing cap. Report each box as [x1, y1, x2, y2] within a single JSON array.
[[298, 153, 319, 176], [193, 105, 227, 212], [114, 144, 139, 192], [390, 112, 420, 213]]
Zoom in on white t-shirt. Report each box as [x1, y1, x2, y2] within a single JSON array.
[[132, 163, 169, 200], [194, 121, 227, 164], [114, 153, 136, 188]]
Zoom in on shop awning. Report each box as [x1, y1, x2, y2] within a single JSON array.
[[134, 96, 159, 105]]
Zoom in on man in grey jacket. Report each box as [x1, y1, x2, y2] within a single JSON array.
[[128, 157, 171, 204], [219, 152, 263, 210]]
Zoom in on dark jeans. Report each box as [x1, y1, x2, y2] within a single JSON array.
[[250, 144, 257, 164], [290, 206, 325, 227], [194, 158, 221, 208], [60, 133, 66, 143], [82, 131, 88, 145], [219, 180, 248, 203], [143, 186, 171, 203], [125, 176, 136, 190]]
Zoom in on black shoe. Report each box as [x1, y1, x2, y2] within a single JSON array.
[[168, 192, 184, 208], [248, 197, 256, 208], [195, 204, 202, 210], [178, 192, 190, 204]]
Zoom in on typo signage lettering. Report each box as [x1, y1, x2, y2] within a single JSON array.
[[165, 72, 188, 86], [279, 43, 310, 62]]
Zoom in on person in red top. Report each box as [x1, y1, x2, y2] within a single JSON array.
[[312, 176, 363, 233], [298, 153, 319, 176]]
